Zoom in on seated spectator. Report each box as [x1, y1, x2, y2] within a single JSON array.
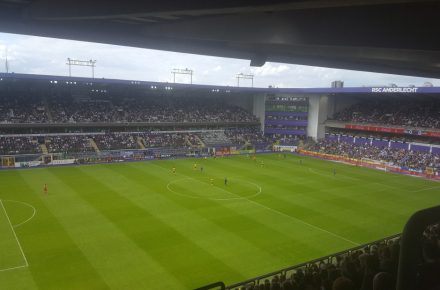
[[303, 139, 440, 172], [331, 97, 440, 129], [0, 137, 42, 155]]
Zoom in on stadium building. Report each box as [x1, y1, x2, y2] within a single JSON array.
[[1, 72, 440, 176]]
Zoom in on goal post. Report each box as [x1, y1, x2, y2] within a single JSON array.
[[425, 167, 435, 178], [1, 156, 15, 168]]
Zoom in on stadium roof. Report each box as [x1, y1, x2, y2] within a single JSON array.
[[2, 72, 440, 95], [0, 1, 440, 79]]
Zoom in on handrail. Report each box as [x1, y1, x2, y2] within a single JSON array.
[[194, 281, 225, 290]]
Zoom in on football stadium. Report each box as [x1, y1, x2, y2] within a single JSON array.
[[1, 73, 440, 290], [1, 1, 440, 290]]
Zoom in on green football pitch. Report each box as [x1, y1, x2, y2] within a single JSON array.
[[1, 153, 440, 290]]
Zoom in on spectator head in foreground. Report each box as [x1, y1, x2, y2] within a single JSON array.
[[332, 277, 355, 290], [373, 272, 393, 290]]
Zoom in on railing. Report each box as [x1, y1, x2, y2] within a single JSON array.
[[215, 234, 401, 290], [0, 121, 260, 129], [194, 282, 225, 290]]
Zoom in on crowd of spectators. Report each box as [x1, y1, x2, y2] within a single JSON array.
[[332, 97, 440, 129], [50, 100, 119, 123], [139, 133, 188, 148], [93, 133, 138, 150], [0, 95, 258, 124], [0, 128, 278, 155], [0, 96, 49, 124], [0, 137, 42, 155], [235, 237, 401, 290], [225, 128, 270, 145], [115, 97, 257, 123], [304, 139, 440, 171], [46, 136, 94, 153], [326, 129, 440, 146]]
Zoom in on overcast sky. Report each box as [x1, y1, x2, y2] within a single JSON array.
[[0, 32, 439, 88]]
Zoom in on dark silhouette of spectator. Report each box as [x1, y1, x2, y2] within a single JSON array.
[[333, 277, 356, 290]]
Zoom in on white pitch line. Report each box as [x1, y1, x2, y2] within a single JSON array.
[[155, 162, 359, 246], [2, 200, 37, 228], [244, 198, 360, 246], [0, 200, 29, 267], [0, 264, 27, 273], [308, 168, 358, 181], [201, 178, 360, 247], [411, 185, 440, 193], [166, 177, 262, 201]]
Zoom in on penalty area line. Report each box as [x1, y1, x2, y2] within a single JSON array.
[[0, 200, 29, 268]]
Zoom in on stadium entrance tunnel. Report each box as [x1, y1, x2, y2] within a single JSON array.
[[166, 177, 262, 201]]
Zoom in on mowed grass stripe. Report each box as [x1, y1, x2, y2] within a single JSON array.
[[51, 166, 243, 289], [106, 163, 330, 282], [3, 170, 110, 290], [207, 159, 372, 239], [202, 155, 439, 241], [1, 154, 440, 290], [31, 168, 185, 290], [92, 164, 282, 284], [184, 156, 368, 242], [147, 160, 357, 250]]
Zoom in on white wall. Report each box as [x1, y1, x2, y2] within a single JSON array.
[[252, 95, 265, 130], [307, 95, 328, 140]]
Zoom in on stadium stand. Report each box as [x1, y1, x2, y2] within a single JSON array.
[[199, 131, 233, 146], [1, 95, 258, 124], [331, 97, 440, 129], [303, 139, 440, 172], [0, 136, 42, 155], [93, 133, 138, 150], [225, 128, 270, 146], [140, 132, 188, 149], [0, 96, 49, 124], [0, 129, 275, 156], [45, 135, 94, 153]]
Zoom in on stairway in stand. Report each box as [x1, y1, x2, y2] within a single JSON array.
[[137, 137, 146, 149], [39, 143, 48, 154], [89, 138, 101, 153]]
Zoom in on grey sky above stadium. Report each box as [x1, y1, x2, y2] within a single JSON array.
[[1, 32, 439, 88]]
